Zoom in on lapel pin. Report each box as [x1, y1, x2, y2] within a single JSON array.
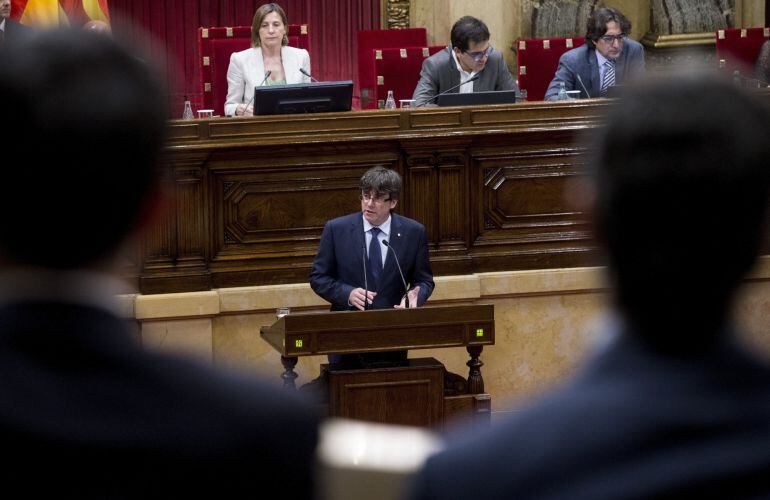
[[398, 233, 401, 237]]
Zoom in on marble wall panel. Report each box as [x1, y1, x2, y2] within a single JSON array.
[[527, 0, 598, 38], [650, 0, 734, 34], [411, 0, 520, 69], [135, 259, 770, 419]]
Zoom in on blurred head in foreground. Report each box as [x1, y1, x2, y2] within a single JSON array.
[[590, 75, 770, 352], [82, 19, 111, 35], [0, 29, 166, 270]]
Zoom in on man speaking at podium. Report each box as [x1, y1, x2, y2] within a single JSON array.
[[310, 166, 434, 315]]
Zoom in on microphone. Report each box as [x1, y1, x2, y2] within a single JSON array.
[[415, 72, 482, 107], [382, 239, 410, 309], [361, 242, 370, 310], [576, 74, 591, 98], [299, 68, 320, 83], [243, 70, 272, 113], [259, 70, 272, 86]]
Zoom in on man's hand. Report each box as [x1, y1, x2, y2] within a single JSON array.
[[349, 288, 377, 311], [394, 286, 420, 309]]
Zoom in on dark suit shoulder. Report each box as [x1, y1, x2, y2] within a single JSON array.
[[559, 43, 591, 63], [392, 212, 425, 230], [326, 212, 362, 228], [412, 335, 770, 500], [0, 301, 319, 497]]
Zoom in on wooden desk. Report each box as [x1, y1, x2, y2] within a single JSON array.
[[138, 100, 610, 293], [260, 304, 494, 428]]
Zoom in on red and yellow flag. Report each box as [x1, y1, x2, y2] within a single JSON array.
[[11, 0, 109, 27]]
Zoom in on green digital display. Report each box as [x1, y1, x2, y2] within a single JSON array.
[[295, 339, 303, 348], [476, 328, 484, 338]]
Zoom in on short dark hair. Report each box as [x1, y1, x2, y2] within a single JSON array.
[[450, 16, 490, 53], [585, 7, 631, 46], [0, 30, 167, 268], [360, 167, 402, 202], [592, 75, 770, 350]]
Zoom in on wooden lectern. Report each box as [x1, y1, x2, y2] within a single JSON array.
[[260, 304, 494, 429]]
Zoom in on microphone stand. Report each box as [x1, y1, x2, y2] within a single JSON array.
[[382, 240, 410, 308], [299, 68, 320, 83], [576, 74, 592, 98], [362, 242, 370, 310], [242, 70, 272, 114]]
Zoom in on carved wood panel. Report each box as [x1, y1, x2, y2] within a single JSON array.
[[138, 100, 623, 293]]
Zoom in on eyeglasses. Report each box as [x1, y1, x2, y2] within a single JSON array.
[[360, 192, 392, 204], [464, 45, 493, 62], [598, 34, 626, 43]]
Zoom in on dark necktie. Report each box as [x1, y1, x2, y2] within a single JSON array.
[[368, 227, 382, 287]]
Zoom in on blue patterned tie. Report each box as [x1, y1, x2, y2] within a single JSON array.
[[600, 60, 615, 96], [369, 227, 382, 287]]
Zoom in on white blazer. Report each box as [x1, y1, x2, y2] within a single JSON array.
[[224, 45, 311, 116]]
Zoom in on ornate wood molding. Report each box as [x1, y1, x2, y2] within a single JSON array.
[[385, 0, 410, 29], [137, 95, 770, 294]]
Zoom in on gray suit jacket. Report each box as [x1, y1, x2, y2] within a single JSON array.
[[412, 46, 517, 106], [544, 38, 645, 100]]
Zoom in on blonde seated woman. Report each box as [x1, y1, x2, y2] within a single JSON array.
[[225, 2, 311, 117]]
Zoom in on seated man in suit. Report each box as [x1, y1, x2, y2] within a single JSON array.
[[411, 76, 770, 498], [412, 15, 517, 106], [545, 7, 644, 100], [0, 30, 318, 497]]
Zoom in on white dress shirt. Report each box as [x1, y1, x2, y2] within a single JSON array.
[[451, 49, 478, 94], [362, 214, 391, 267], [596, 50, 612, 86]]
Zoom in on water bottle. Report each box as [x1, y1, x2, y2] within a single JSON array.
[[733, 70, 742, 88], [556, 82, 568, 101], [182, 99, 194, 120], [385, 90, 397, 109]]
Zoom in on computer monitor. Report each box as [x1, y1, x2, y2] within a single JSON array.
[[436, 90, 516, 107], [253, 80, 353, 115]]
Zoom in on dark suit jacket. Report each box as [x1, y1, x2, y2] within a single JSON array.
[[1, 18, 34, 48], [0, 301, 318, 497], [410, 330, 770, 499], [412, 46, 517, 106], [544, 38, 645, 100], [310, 212, 434, 310]]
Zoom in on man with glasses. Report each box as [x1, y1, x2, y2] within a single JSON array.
[[545, 7, 644, 100], [310, 166, 434, 316], [412, 15, 517, 107]]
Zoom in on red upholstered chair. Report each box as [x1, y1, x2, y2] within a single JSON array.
[[515, 36, 585, 101], [716, 27, 770, 78], [357, 28, 428, 109], [197, 24, 310, 115], [373, 46, 445, 107]]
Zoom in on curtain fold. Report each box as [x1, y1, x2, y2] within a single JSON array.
[[108, 0, 380, 116]]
